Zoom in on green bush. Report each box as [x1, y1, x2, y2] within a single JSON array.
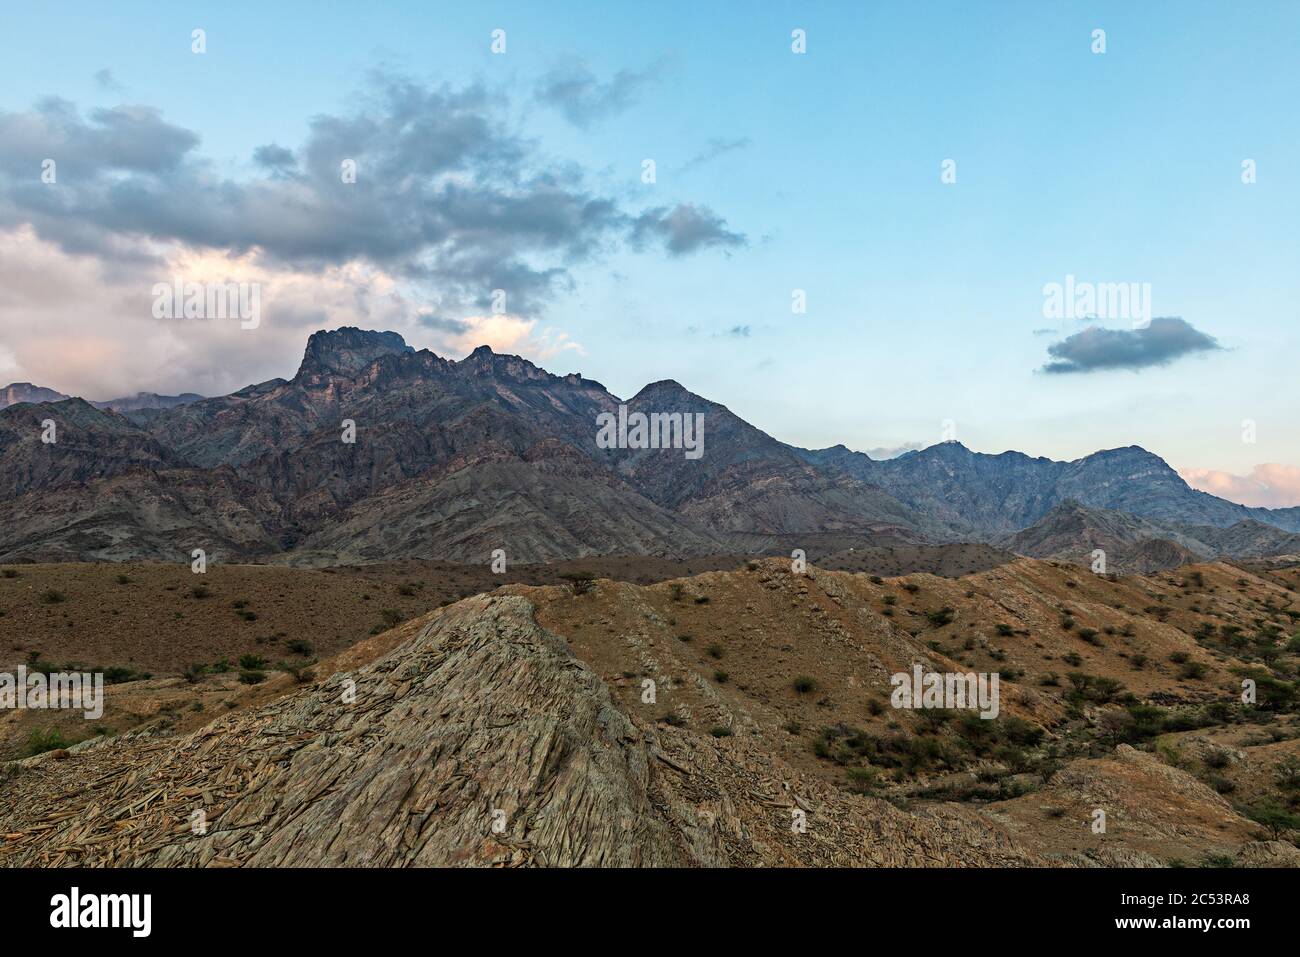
[[25, 728, 70, 756]]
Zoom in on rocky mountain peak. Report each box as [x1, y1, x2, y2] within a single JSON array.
[[295, 327, 415, 379], [0, 382, 70, 409], [454, 344, 551, 382]]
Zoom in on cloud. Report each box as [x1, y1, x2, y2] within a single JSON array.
[[0, 72, 741, 396], [867, 442, 924, 460], [1180, 463, 1300, 509], [438, 314, 586, 361], [0, 74, 742, 321], [679, 137, 752, 173], [93, 69, 125, 93], [252, 143, 297, 173], [630, 203, 746, 256], [534, 59, 666, 129], [1041, 316, 1222, 374]]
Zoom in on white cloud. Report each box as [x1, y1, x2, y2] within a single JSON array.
[[0, 225, 584, 398], [1180, 463, 1300, 508]]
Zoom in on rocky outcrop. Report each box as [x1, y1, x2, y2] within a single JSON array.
[[0, 593, 1041, 867]]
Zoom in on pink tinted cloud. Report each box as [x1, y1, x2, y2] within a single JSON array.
[[1180, 463, 1300, 508]]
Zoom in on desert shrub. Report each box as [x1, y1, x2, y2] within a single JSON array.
[[286, 639, 314, 656], [845, 766, 878, 793], [183, 663, 206, 684], [995, 623, 1014, 637], [1206, 774, 1235, 794], [709, 726, 733, 738], [792, 676, 817, 694], [1246, 802, 1300, 840], [1179, 661, 1208, 680], [0, 568, 17, 579], [1066, 672, 1124, 703], [926, 607, 956, 627], [238, 670, 266, 685], [379, 608, 403, 627], [1203, 748, 1231, 769], [559, 571, 595, 595], [1001, 716, 1045, 747], [238, 653, 267, 669], [1125, 704, 1168, 739], [706, 643, 724, 659], [1061, 652, 1083, 667], [279, 661, 316, 684], [115, 574, 132, 585], [25, 728, 70, 756], [101, 666, 147, 684], [40, 589, 66, 604], [1077, 628, 1101, 644], [1060, 616, 1075, 631]]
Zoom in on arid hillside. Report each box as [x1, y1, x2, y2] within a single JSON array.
[[2, 557, 1298, 867]]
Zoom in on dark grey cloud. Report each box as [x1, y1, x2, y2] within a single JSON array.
[[252, 143, 297, 173], [630, 203, 746, 257], [1041, 316, 1222, 374], [415, 313, 471, 334], [534, 59, 666, 129], [0, 99, 198, 178], [679, 137, 752, 174], [0, 73, 743, 316]]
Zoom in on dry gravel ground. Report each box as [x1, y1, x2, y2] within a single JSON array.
[[2, 556, 1298, 865]]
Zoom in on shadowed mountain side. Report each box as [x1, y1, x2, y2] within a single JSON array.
[[1003, 501, 1300, 573], [294, 446, 726, 564], [801, 442, 1300, 538]]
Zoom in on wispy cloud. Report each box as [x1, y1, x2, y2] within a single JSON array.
[[534, 58, 669, 129], [630, 203, 746, 256], [679, 137, 752, 174], [93, 69, 125, 93]]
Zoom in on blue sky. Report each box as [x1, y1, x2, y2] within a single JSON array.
[[1, 1, 1297, 503]]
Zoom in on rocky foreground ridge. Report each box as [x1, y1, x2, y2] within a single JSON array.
[[4, 559, 1297, 867]]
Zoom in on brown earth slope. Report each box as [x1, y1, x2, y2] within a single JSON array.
[[2, 558, 1297, 866]]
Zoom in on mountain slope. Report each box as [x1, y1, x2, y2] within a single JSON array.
[[3, 326, 1299, 566], [802, 441, 1300, 538]]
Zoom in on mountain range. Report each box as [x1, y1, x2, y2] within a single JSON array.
[[2, 326, 1297, 570]]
